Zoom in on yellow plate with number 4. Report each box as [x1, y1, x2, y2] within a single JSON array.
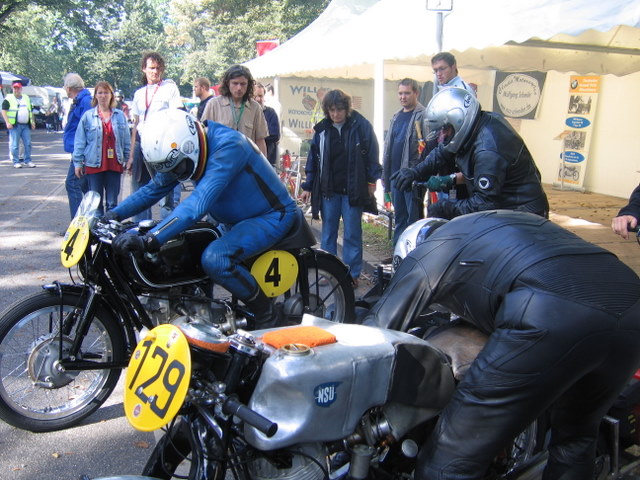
[[124, 325, 192, 432], [60, 216, 91, 268]]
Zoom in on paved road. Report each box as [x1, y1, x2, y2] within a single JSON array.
[[0, 130, 155, 480]]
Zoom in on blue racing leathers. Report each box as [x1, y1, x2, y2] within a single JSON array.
[[112, 121, 297, 301]]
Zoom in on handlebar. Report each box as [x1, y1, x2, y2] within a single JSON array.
[[223, 397, 278, 438]]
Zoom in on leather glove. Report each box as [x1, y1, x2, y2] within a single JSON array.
[[112, 232, 160, 256], [390, 168, 419, 192], [427, 200, 457, 220], [426, 174, 455, 192], [101, 210, 119, 223]]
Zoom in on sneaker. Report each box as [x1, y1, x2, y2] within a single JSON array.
[[24, 162, 36, 168], [13, 163, 22, 169]]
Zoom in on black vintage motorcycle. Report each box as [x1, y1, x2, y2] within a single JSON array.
[[0, 192, 355, 432]]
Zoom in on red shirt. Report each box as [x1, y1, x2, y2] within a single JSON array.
[[85, 112, 123, 174]]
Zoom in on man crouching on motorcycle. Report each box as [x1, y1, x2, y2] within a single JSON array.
[[364, 210, 640, 479], [105, 109, 297, 328]]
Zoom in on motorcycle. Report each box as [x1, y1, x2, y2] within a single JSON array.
[[0, 191, 355, 432], [84, 314, 541, 480]]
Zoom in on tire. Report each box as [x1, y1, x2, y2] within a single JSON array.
[[0, 290, 125, 432], [280, 254, 356, 324]]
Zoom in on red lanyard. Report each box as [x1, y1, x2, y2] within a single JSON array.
[[144, 80, 162, 121]]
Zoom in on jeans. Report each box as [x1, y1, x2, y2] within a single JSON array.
[[9, 124, 31, 164], [86, 171, 122, 215], [391, 186, 423, 246], [65, 159, 88, 218], [131, 141, 152, 222], [320, 193, 363, 279]]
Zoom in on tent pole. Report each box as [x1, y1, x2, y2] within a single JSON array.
[[374, 58, 385, 203]]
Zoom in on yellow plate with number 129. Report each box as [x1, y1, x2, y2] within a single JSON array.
[[124, 325, 192, 432]]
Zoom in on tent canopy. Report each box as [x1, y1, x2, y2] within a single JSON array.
[[245, 0, 640, 80], [0, 71, 31, 87]]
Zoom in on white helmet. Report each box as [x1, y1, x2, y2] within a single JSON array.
[[140, 109, 204, 182], [424, 87, 480, 154], [392, 217, 448, 272]]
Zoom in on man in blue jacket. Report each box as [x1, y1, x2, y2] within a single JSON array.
[[106, 110, 297, 328], [63, 73, 93, 218]]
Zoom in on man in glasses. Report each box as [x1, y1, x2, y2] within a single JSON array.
[[431, 51, 476, 95]]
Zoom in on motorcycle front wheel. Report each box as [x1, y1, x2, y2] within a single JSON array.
[[281, 253, 356, 324], [0, 290, 125, 432]]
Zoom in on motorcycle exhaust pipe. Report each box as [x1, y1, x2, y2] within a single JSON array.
[[348, 444, 376, 480]]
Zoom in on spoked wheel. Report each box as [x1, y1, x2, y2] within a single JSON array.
[[280, 255, 356, 324], [0, 291, 125, 432]]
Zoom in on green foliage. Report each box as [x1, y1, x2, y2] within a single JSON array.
[[0, 0, 330, 95], [167, 0, 331, 85]]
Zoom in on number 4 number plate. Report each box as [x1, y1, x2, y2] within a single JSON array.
[[124, 325, 192, 432]]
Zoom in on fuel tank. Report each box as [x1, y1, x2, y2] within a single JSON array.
[[245, 316, 455, 450]]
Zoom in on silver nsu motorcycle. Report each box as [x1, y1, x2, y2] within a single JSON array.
[[85, 313, 542, 480]]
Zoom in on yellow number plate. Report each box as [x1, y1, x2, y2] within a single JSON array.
[[60, 216, 91, 268], [251, 250, 299, 297], [124, 325, 192, 432]]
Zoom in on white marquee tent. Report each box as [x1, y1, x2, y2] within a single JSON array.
[[246, 0, 640, 80], [245, 0, 640, 197]]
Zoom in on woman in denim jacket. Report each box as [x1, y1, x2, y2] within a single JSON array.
[[73, 81, 131, 214]]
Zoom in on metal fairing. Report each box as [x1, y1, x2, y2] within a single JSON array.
[[245, 316, 444, 450]]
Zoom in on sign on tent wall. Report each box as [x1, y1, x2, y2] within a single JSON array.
[[492, 71, 546, 119], [555, 75, 600, 190]]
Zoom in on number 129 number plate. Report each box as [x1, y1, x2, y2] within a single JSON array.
[[124, 325, 192, 432]]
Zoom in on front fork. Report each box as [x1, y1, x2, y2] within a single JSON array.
[[44, 281, 130, 371]]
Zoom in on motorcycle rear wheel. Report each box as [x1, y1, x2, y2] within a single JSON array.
[[281, 254, 356, 324], [0, 291, 125, 432]]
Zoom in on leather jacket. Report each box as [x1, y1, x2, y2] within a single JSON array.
[[414, 111, 549, 219]]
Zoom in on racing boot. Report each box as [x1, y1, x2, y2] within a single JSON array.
[[244, 289, 282, 329]]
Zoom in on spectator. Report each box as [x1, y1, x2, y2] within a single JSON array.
[[72, 81, 130, 215], [200, 64, 268, 156], [127, 51, 183, 221], [253, 82, 280, 166], [63, 73, 93, 218], [612, 184, 640, 239], [364, 210, 640, 479], [300, 89, 381, 288], [1, 82, 36, 168], [431, 51, 476, 95], [193, 77, 213, 120], [108, 110, 297, 328], [45, 96, 61, 133], [392, 87, 548, 220], [382, 78, 427, 245], [114, 90, 130, 121]]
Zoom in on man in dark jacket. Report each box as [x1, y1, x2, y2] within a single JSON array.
[[612, 184, 640, 239], [300, 89, 381, 287], [383, 78, 428, 245], [392, 87, 548, 220], [364, 210, 640, 479]]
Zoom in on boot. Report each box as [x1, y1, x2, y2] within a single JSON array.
[[244, 289, 281, 329]]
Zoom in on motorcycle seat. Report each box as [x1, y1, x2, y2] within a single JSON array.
[[423, 321, 489, 381], [272, 208, 317, 251]]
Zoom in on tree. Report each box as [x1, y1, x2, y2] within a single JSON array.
[[166, 0, 330, 85]]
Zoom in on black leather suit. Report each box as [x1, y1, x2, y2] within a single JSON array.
[[414, 112, 549, 219], [365, 210, 640, 479]]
